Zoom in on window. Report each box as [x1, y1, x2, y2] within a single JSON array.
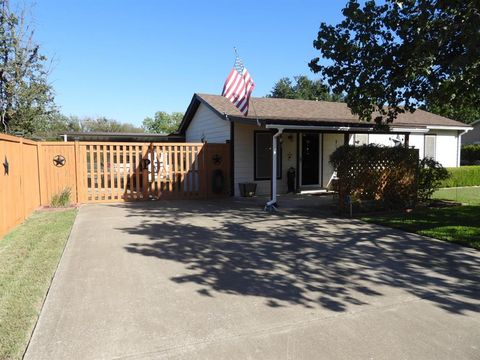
[[254, 132, 282, 180], [425, 135, 436, 160]]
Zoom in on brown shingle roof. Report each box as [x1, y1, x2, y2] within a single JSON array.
[[195, 93, 468, 128]]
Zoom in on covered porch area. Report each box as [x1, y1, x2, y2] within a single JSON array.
[[262, 124, 425, 210], [232, 120, 423, 208]]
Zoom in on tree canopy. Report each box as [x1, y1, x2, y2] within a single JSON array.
[[142, 111, 184, 134], [267, 75, 343, 101], [0, 0, 55, 134], [32, 114, 142, 140], [309, 0, 480, 124]]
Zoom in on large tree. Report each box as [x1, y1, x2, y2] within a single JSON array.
[[309, 0, 480, 124], [267, 75, 343, 101], [142, 111, 184, 134], [0, 0, 54, 134]]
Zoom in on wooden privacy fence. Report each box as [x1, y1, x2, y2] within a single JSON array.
[[0, 134, 41, 238], [0, 133, 230, 237]]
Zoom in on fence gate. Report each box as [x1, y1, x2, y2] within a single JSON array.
[[78, 142, 230, 203]]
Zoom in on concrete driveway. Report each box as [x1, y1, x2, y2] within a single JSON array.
[[25, 200, 480, 359]]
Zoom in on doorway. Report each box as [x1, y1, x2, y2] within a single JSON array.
[[301, 133, 320, 186]]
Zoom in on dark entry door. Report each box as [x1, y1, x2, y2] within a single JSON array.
[[301, 134, 319, 185]]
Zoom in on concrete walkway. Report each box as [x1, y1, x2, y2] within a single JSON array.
[[25, 200, 480, 359]]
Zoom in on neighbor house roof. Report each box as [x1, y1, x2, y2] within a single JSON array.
[[63, 132, 184, 142], [179, 93, 471, 133]]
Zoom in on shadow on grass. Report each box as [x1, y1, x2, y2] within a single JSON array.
[[112, 200, 479, 314], [364, 206, 480, 249]]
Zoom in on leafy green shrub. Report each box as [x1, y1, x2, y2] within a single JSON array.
[[439, 166, 480, 188], [417, 158, 449, 201], [50, 188, 72, 207], [461, 144, 480, 164]]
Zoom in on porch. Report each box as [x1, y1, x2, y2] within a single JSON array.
[[232, 122, 416, 206]]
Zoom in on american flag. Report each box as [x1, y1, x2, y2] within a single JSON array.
[[221, 55, 255, 115]]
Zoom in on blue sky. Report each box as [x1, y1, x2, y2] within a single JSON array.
[[18, 0, 346, 126]]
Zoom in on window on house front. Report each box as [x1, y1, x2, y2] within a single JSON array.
[[254, 132, 282, 180], [425, 135, 436, 160]]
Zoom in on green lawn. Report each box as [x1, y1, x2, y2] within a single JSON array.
[[432, 186, 480, 205], [362, 187, 480, 250], [0, 209, 77, 360], [362, 206, 480, 250]]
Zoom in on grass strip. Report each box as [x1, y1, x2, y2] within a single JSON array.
[[0, 209, 77, 360]]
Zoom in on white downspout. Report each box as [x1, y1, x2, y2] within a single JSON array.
[[457, 129, 471, 167], [265, 128, 283, 211]]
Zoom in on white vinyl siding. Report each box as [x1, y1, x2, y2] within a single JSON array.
[[185, 103, 230, 143], [234, 123, 290, 196], [349, 131, 458, 167], [433, 130, 458, 167], [369, 133, 405, 147], [322, 133, 345, 188], [409, 134, 424, 159], [353, 133, 368, 146]]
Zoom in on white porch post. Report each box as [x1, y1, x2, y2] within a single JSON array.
[[265, 128, 283, 211]]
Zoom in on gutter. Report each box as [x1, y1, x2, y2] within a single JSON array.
[[265, 128, 283, 211], [266, 124, 428, 133], [265, 124, 373, 132], [426, 125, 473, 131], [457, 128, 472, 166]]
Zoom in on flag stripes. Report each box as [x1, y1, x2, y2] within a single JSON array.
[[221, 56, 255, 115]]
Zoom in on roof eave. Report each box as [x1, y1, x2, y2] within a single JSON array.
[[178, 93, 234, 134], [425, 125, 474, 131]]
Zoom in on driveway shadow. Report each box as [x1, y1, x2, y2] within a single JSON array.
[[116, 200, 480, 314]]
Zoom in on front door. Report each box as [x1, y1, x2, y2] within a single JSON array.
[[301, 133, 319, 185]]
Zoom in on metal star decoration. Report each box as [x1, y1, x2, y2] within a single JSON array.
[[212, 154, 222, 166], [53, 155, 66, 167], [3, 156, 8, 175]]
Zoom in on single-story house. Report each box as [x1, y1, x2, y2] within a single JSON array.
[[179, 93, 472, 198], [461, 119, 480, 145]]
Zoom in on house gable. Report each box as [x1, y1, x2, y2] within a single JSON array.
[[184, 102, 230, 143]]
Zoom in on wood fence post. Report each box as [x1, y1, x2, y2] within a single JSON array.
[[141, 144, 149, 199], [74, 141, 81, 203], [36, 142, 45, 206], [19, 138, 26, 221], [204, 143, 209, 199]]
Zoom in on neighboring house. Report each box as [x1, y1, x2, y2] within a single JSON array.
[[178, 93, 472, 197], [461, 120, 480, 145], [61, 132, 184, 142]]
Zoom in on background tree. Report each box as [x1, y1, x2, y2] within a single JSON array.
[[0, 0, 54, 134], [309, 0, 480, 124], [80, 116, 142, 133], [34, 114, 143, 139], [142, 111, 183, 134], [267, 75, 343, 101]]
